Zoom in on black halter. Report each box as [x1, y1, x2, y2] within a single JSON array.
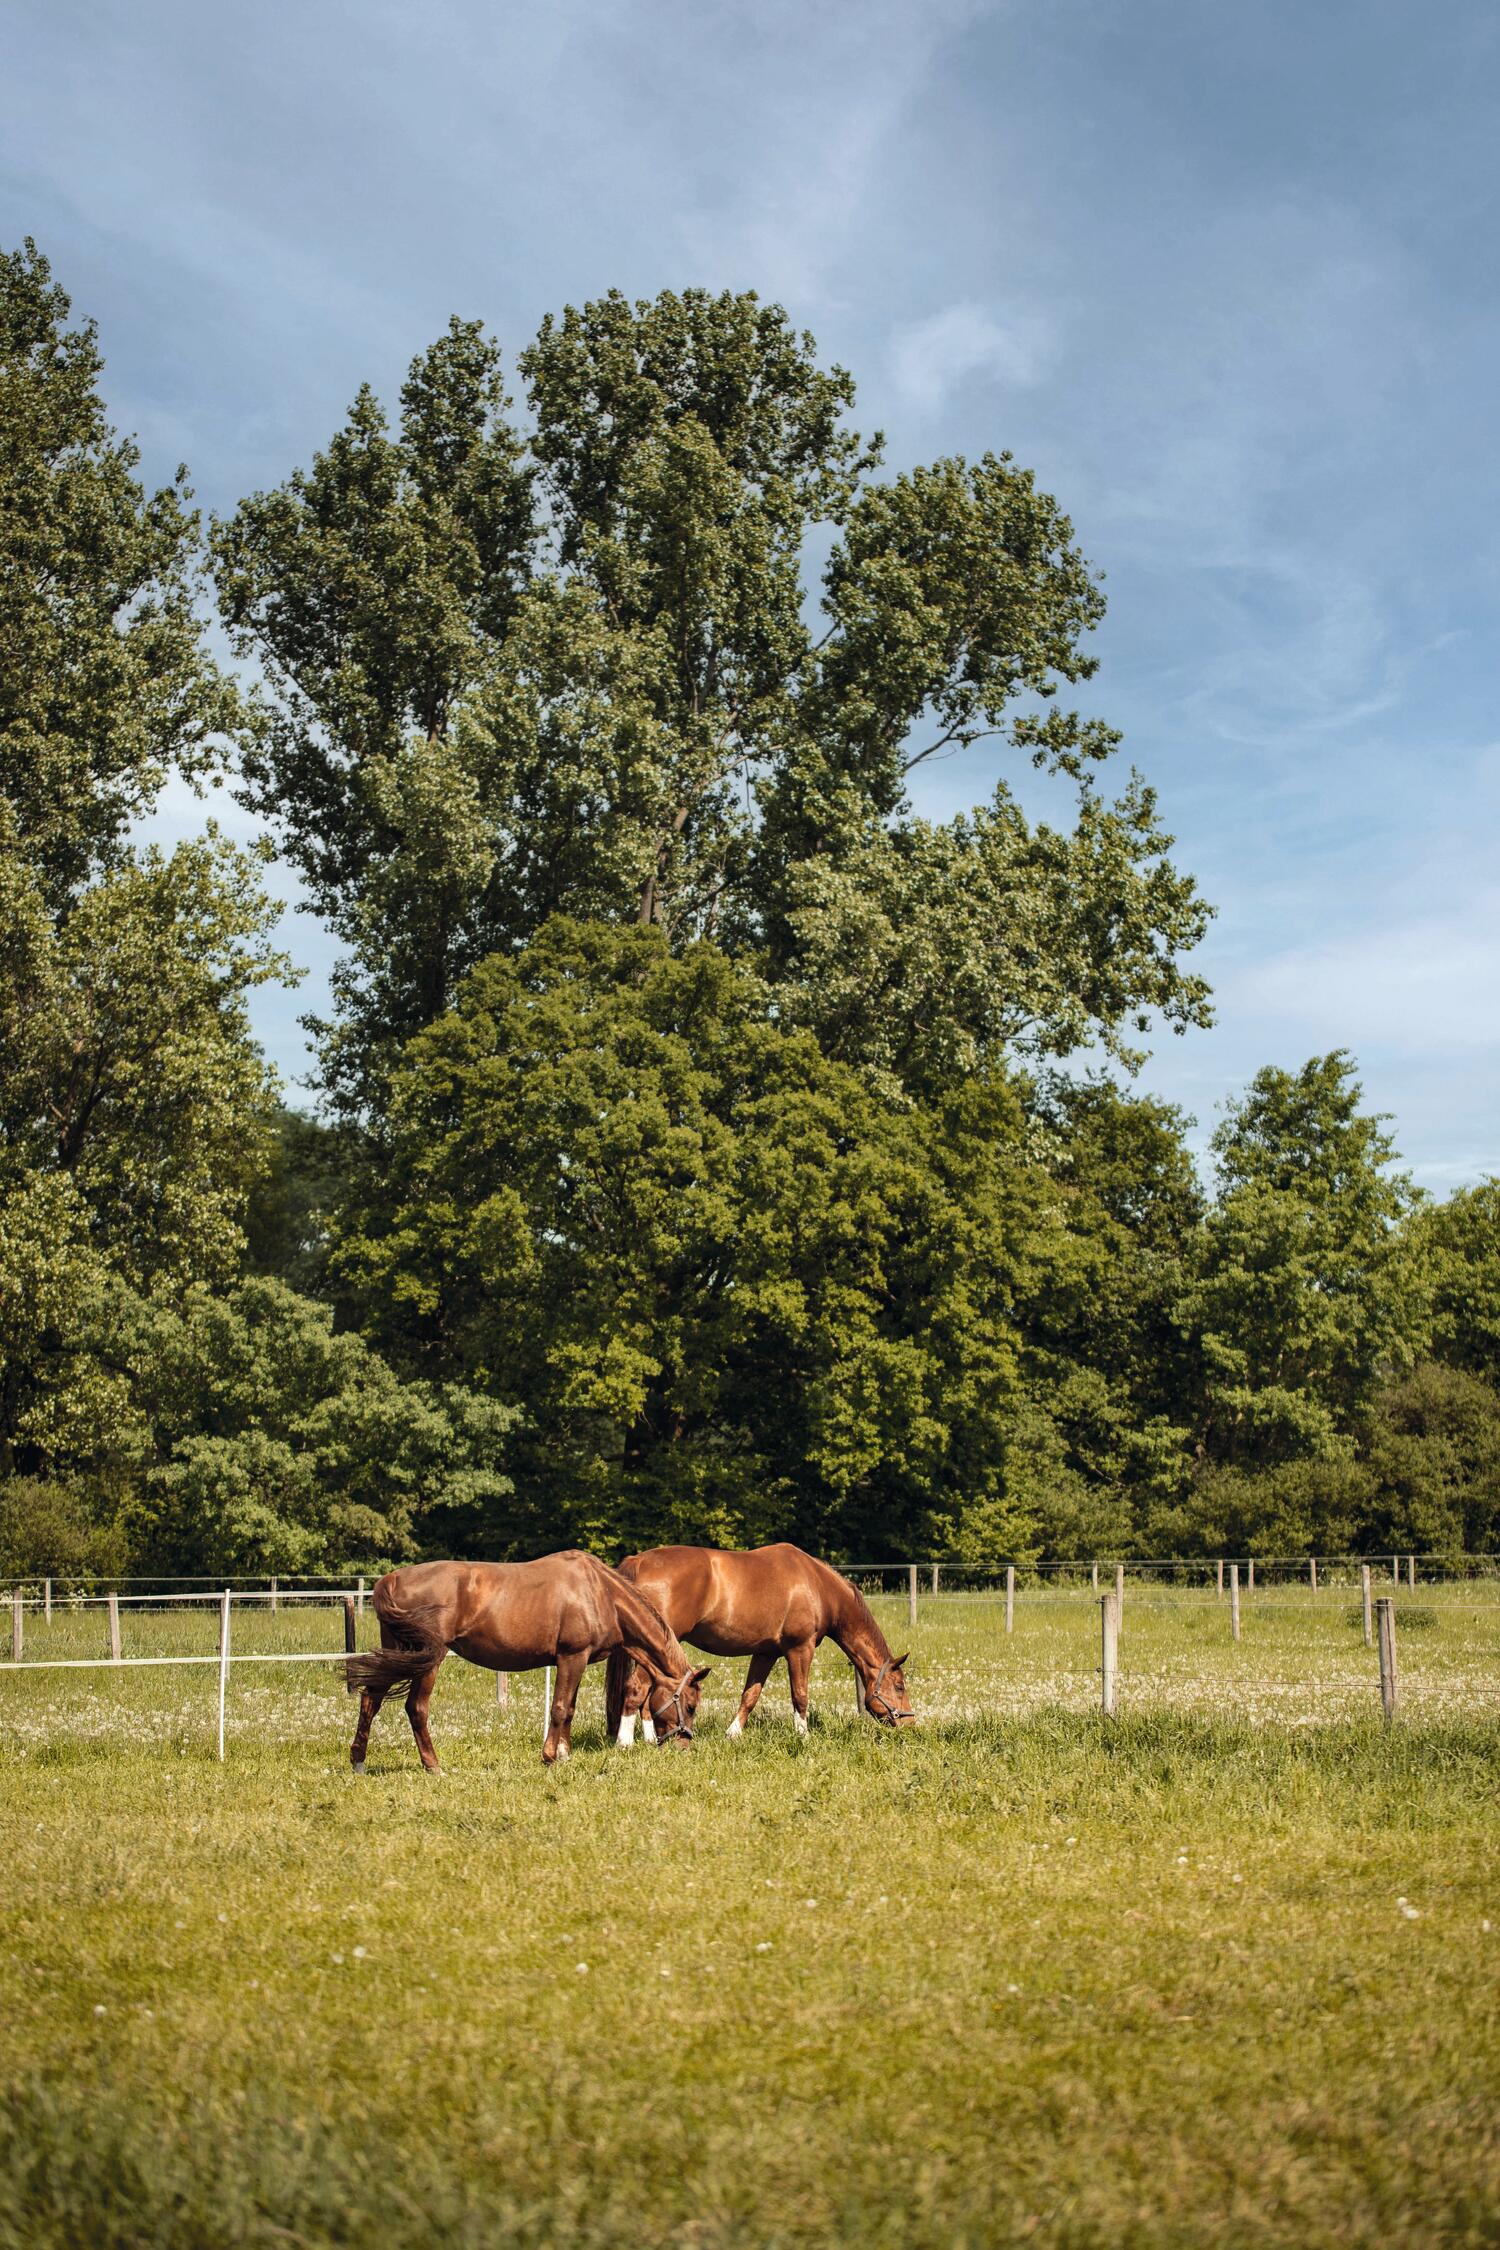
[[862, 1654, 914, 1724], [650, 1668, 698, 1741]]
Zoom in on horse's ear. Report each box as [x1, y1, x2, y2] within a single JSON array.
[[690, 1664, 713, 1685], [893, 1652, 909, 1670]]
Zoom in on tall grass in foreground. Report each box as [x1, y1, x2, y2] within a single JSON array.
[[1, 1593, 1497, 2247]]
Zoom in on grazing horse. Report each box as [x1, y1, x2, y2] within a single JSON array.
[[346, 1551, 711, 1769], [605, 1543, 915, 1743]]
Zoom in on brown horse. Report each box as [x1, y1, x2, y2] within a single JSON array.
[[605, 1543, 915, 1742], [346, 1551, 711, 1769]]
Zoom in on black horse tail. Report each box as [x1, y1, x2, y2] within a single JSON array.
[[345, 1588, 447, 1701]]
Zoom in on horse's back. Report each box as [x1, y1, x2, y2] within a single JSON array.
[[621, 1540, 839, 1649], [377, 1553, 607, 1649]]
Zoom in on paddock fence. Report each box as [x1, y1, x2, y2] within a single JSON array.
[[0, 1578, 558, 1757], [2, 1554, 1495, 1754]]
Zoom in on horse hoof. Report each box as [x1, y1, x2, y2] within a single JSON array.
[[350, 1759, 366, 1775]]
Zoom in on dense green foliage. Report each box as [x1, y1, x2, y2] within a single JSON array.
[[337, 918, 1039, 1560], [1, 243, 1496, 1573], [0, 245, 523, 1567]]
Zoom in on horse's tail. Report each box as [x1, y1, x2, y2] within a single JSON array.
[[345, 1580, 447, 1701]]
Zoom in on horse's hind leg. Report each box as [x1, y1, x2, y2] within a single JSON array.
[[351, 1684, 389, 1773], [727, 1651, 775, 1739], [351, 1616, 403, 1771], [405, 1658, 446, 1773], [786, 1641, 813, 1738]]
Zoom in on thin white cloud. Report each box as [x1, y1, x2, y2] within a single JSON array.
[[889, 301, 1054, 414], [1226, 896, 1500, 1058]]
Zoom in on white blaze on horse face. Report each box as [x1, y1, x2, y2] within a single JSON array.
[[617, 1713, 638, 1747], [641, 1710, 657, 1744]]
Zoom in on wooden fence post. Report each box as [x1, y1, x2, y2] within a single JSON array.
[[930, 1563, 940, 1595], [1091, 1560, 1099, 1593], [1114, 1563, 1125, 1626], [1376, 1596, 1398, 1721], [907, 1564, 918, 1626], [11, 1591, 21, 1663], [1391, 1554, 1399, 1585], [269, 1574, 278, 1616], [1407, 1554, 1416, 1591], [1229, 1562, 1240, 1642], [216, 1589, 232, 1762], [496, 1669, 509, 1711], [1005, 1565, 1015, 1634], [1309, 1557, 1318, 1595], [357, 1575, 366, 1615], [43, 1576, 51, 1626], [1100, 1592, 1119, 1717], [108, 1592, 121, 1663], [1248, 1557, 1255, 1593], [1216, 1558, 1224, 1599], [1361, 1563, 1373, 1648]]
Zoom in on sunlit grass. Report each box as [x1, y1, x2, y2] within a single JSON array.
[[1, 1587, 1497, 2247]]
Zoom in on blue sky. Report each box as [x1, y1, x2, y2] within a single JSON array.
[[5, 0, 1497, 1188]]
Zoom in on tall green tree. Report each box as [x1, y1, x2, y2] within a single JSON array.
[[0, 241, 239, 906], [0, 241, 287, 1480], [1018, 1077, 1205, 1540], [215, 287, 1211, 1113], [1178, 1054, 1424, 1468], [1412, 1179, 1500, 1386], [336, 918, 1045, 1560], [1361, 1360, 1500, 1557], [109, 1277, 517, 1573]]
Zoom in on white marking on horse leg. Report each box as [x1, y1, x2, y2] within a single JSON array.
[[555, 1738, 570, 1760], [641, 1711, 657, 1744], [726, 1715, 743, 1740], [617, 1713, 637, 1747], [793, 1710, 809, 1738]]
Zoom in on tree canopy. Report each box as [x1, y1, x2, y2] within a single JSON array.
[[2, 243, 1497, 1574], [337, 919, 1041, 1561], [214, 286, 1211, 1114]]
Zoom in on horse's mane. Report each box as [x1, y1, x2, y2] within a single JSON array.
[[592, 1557, 686, 1677], [820, 1561, 892, 1657]]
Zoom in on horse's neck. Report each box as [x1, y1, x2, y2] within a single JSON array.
[[828, 1578, 890, 1678], [609, 1572, 683, 1679]]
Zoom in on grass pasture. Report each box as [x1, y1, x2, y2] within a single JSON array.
[[2, 1582, 1498, 2248]]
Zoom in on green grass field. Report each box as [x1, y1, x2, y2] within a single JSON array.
[[2, 1584, 1497, 2248]]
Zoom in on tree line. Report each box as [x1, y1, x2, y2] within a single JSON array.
[[2, 241, 1496, 1578]]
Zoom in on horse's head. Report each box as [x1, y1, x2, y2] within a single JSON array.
[[863, 1650, 915, 1727], [648, 1663, 713, 1745]]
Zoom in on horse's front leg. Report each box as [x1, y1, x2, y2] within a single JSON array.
[[544, 1652, 589, 1766], [727, 1651, 775, 1739], [786, 1641, 814, 1738], [617, 1658, 651, 1746]]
